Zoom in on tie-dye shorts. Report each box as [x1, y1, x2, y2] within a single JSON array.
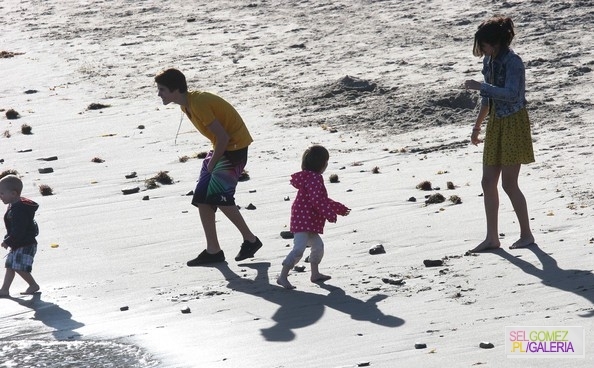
[[191, 147, 248, 207]]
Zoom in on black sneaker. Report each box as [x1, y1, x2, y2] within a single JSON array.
[[187, 249, 225, 266], [234, 237, 263, 261]]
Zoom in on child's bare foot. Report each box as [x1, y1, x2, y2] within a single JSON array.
[[276, 277, 296, 290], [20, 284, 40, 295], [509, 238, 536, 249], [468, 240, 501, 253], [311, 274, 331, 283]]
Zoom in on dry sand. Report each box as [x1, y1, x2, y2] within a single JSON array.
[[1, 0, 593, 367]]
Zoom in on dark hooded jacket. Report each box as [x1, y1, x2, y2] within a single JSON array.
[[3, 197, 39, 249]]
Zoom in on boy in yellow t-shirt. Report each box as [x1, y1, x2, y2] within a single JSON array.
[[155, 68, 262, 266]]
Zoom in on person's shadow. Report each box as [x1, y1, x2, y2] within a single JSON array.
[[209, 262, 404, 342], [8, 293, 84, 340], [494, 245, 594, 317]]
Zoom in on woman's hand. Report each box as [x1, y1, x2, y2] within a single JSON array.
[[471, 128, 483, 146]]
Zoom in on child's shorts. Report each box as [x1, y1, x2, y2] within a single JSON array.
[[191, 147, 248, 207], [6, 244, 37, 272], [483, 107, 535, 166]]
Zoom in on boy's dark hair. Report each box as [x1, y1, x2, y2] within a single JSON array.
[[155, 68, 188, 94], [473, 16, 515, 57], [301, 145, 329, 173]]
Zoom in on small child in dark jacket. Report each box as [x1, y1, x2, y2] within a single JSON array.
[[0, 175, 40, 297]]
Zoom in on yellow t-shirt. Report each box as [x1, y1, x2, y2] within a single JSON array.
[[182, 91, 253, 151]]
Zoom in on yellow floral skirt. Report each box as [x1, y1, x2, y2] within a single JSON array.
[[483, 107, 535, 166]]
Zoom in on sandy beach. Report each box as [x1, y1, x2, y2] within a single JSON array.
[[1, 0, 593, 367]]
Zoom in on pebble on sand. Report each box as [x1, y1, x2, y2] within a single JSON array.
[[369, 244, 385, 255]]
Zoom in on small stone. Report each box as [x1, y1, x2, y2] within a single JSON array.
[[382, 278, 405, 285], [142, 195, 149, 200], [423, 259, 443, 267], [304, 256, 309, 263], [280, 231, 294, 239], [120, 306, 129, 311], [408, 196, 417, 202], [246, 203, 256, 210], [125, 172, 137, 179], [38, 167, 53, 174], [5, 109, 20, 119], [369, 244, 385, 255], [284, 196, 290, 201], [38, 156, 58, 161], [479, 342, 494, 349], [249, 189, 257, 193], [414, 343, 427, 349], [357, 362, 370, 367], [181, 306, 191, 314], [294, 265, 306, 272], [122, 187, 140, 195]]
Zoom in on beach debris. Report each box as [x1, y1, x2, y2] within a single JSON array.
[[479, 342, 494, 349], [38, 167, 53, 174], [137, 124, 145, 130], [369, 244, 386, 255], [449, 195, 462, 204], [280, 231, 294, 239], [179, 155, 189, 163], [416, 180, 432, 191], [294, 265, 306, 272], [382, 277, 405, 285], [249, 189, 257, 193], [5, 109, 20, 119], [21, 124, 32, 135], [125, 172, 137, 179], [423, 259, 444, 267], [447, 181, 455, 190], [145, 171, 174, 189], [425, 193, 445, 204], [87, 103, 110, 110], [196, 151, 208, 159], [50, 243, 59, 248], [181, 306, 191, 314], [357, 362, 371, 367], [18, 149, 32, 153], [0, 51, 24, 58], [246, 203, 257, 210], [38, 156, 58, 161], [122, 187, 140, 195], [187, 18, 196, 22], [304, 256, 310, 263], [24, 89, 38, 94], [238, 170, 250, 182], [329, 173, 339, 183], [284, 196, 290, 201], [39, 184, 53, 196], [408, 196, 417, 202], [371, 166, 380, 174], [142, 195, 149, 201], [414, 343, 427, 349], [91, 157, 105, 163], [120, 306, 129, 311]]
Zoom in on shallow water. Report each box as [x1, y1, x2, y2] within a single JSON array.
[[0, 339, 161, 368]]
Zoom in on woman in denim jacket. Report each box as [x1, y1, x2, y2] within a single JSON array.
[[464, 16, 536, 252]]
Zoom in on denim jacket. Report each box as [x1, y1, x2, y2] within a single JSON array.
[[480, 47, 527, 118]]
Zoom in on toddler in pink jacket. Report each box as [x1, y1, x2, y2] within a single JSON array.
[[277, 145, 350, 289]]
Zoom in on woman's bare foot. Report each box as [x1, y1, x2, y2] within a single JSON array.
[[468, 240, 501, 253], [311, 274, 331, 283], [276, 276, 296, 290], [20, 284, 40, 295], [509, 238, 536, 249]]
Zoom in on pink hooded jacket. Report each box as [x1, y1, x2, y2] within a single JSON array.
[[289, 170, 349, 234]]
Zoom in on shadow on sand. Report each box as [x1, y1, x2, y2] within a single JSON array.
[[207, 262, 404, 342], [8, 293, 85, 340], [494, 245, 594, 317]]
